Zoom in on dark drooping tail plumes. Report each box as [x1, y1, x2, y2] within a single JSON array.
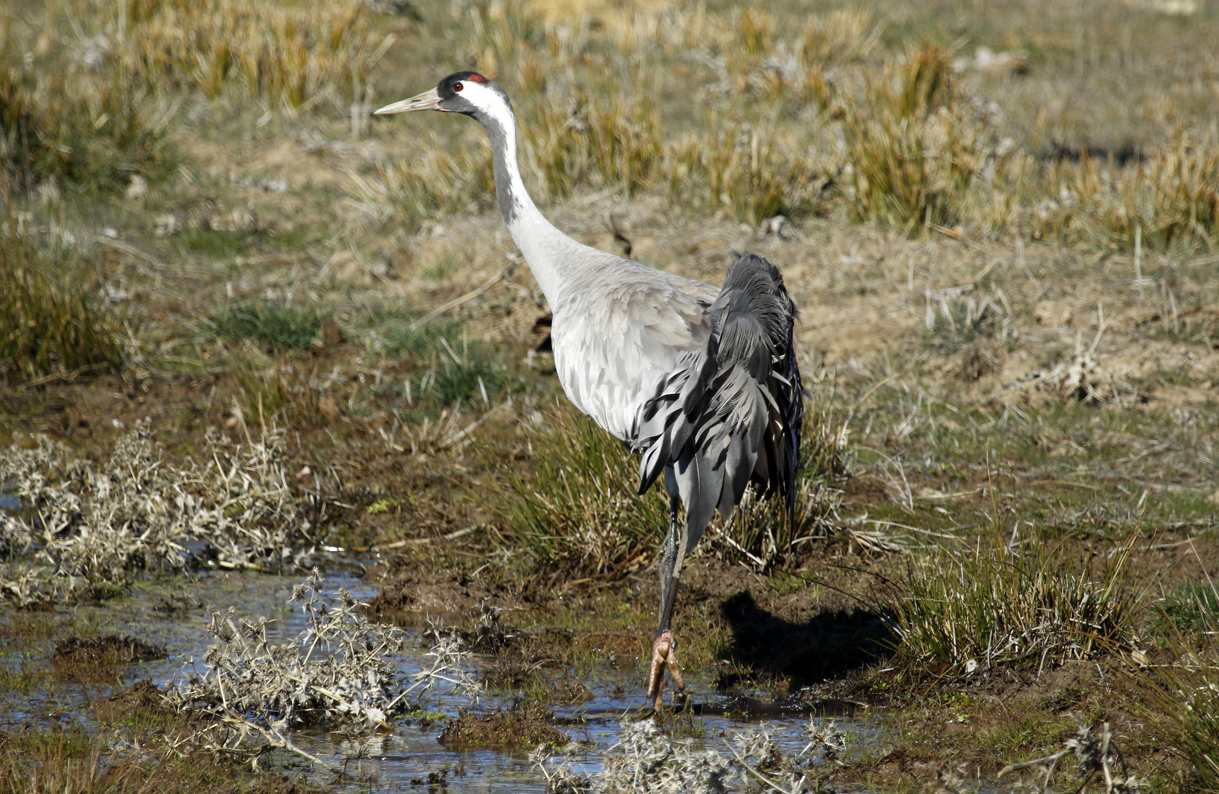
[[634, 253, 803, 565]]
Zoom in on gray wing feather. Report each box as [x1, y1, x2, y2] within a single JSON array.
[[634, 252, 803, 555]]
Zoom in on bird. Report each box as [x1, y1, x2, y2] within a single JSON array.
[[375, 72, 803, 710]]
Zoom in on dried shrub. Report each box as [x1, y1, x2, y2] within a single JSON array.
[[998, 722, 1142, 793], [533, 718, 848, 794], [165, 575, 480, 768], [0, 421, 323, 605], [0, 225, 126, 383]]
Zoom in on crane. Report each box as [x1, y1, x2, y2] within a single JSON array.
[[375, 72, 803, 710]]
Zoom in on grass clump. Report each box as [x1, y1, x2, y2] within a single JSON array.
[[0, 228, 125, 383], [503, 401, 840, 577], [666, 121, 830, 225], [378, 321, 516, 411], [235, 364, 326, 428], [1043, 131, 1219, 251], [527, 90, 663, 200], [1157, 579, 1219, 634], [1, 26, 170, 195], [921, 294, 1012, 355], [891, 541, 1136, 670], [501, 405, 669, 579], [208, 300, 329, 352], [350, 142, 494, 229], [841, 46, 1007, 234]]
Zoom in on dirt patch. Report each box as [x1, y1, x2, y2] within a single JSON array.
[[52, 634, 166, 678], [438, 703, 568, 750], [367, 550, 523, 626], [91, 679, 173, 724]]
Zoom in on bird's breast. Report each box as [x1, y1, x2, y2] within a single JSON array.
[[549, 281, 712, 443]]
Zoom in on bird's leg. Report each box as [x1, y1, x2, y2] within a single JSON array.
[[648, 471, 686, 711]]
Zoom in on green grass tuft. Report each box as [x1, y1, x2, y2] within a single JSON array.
[[891, 540, 1138, 669], [1158, 579, 1219, 634], [499, 404, 669, 579], [208, 300, 329, 352]]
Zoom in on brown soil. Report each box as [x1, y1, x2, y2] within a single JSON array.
[[438, 703, 568, 750], [51, 635, 167, 682], [90, 679, 173, 724]]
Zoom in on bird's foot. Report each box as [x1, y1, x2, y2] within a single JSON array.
[[646, 629, 686, 711]]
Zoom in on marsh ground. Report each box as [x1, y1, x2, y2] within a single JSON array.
[[3, 0, 1219, 791]]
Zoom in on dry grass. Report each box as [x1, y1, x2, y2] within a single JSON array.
[[1040, 131, 1219, 251], [666, 120, 831, 225], [526, 89, 663, 200], [77, 0, 389, 108], [841, 46, 999, 233]]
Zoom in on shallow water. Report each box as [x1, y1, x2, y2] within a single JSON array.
[[0, 565, 895, 792]]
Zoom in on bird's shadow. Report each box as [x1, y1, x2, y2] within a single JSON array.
[[716, 590, 895, 692]]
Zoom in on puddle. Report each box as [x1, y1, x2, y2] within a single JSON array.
[[0, 566, 895, 792]]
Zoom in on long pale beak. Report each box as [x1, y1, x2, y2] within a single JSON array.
[[374, 87, 444, 116]]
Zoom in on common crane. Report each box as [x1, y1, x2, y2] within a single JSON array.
[[375, 72, 803, 710]]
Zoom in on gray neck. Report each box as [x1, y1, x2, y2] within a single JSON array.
[[476, 110, 592, 307]]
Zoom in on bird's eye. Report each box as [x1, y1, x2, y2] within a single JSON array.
[[453, 82, 463, 92]]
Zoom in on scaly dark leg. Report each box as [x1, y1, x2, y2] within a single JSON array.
[[647, 467, 686, 711]]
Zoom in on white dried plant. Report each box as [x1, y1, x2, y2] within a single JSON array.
[[999, 722, 1142, 794], [0, 421, 323, 604], [167, 572, 408, 728], [534, 718, 841, 794], [165, 574, 481, 769]]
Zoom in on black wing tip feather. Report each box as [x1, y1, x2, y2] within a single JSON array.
[[635, 251, 804, 533]]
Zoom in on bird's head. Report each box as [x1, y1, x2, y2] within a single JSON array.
[[374, 71, 513, 123]]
